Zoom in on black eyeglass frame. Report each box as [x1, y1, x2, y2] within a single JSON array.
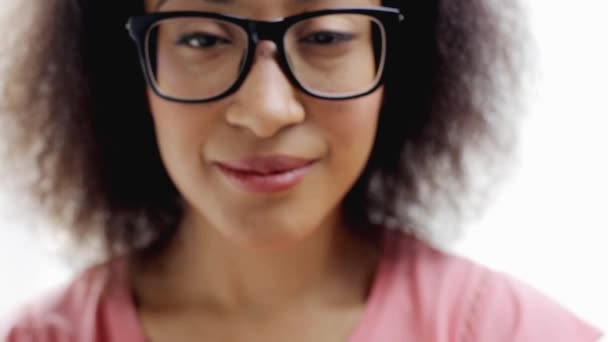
[[126, 7, 404, 103]]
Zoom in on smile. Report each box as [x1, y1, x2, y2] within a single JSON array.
[[214, 156, 318, 194]]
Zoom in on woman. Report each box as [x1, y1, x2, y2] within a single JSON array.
[[0, 0, 602, 341]]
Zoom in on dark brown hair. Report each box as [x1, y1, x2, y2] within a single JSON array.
[[0, 0, 528, 258]]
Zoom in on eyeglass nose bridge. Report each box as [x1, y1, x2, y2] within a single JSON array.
[[235, 19, 301, 96], [247, 20, 290, 45]]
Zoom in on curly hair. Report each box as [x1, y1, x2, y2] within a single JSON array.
[[0, 0, 528, 258]]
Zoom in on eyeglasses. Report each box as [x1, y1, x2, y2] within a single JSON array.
[[126, 7, 403, 103]]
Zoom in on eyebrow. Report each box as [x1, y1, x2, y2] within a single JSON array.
[[156, 0, 235, 10], [155, 0, 316, 11]]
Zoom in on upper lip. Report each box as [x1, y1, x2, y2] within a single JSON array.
[[215, 155, 317, 174]]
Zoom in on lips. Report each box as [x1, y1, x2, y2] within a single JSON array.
[[214, 155, 318, 194], [216, 156, 316, 175]]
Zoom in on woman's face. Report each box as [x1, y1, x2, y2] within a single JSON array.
[[145, 0, 383, 249]]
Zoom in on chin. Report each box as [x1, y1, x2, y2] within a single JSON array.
[[220, 218, 317, 251]]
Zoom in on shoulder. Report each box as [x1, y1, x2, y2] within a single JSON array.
[[379, 229, 603, 341], [0, 259, 123, 342], [470, 268, 603, 341]]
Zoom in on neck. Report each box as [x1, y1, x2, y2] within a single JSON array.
[[131, 210, 379, 315]]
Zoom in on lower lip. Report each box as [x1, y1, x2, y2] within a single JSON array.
[[216, 162, 316, 194]]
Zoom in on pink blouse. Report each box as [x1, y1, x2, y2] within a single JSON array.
[[2, 230, 603, 341]]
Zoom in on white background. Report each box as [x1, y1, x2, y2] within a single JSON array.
[[1, 0, 607, 333]]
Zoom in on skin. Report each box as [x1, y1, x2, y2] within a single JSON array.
[[133, 0, 384, 340]]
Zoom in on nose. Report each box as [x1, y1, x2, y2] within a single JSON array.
[[225, 41, 305, 138]]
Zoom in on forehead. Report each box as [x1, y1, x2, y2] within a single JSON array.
[[146, 0, 383, 17]]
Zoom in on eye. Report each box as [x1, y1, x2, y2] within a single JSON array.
[[299, 31, 355, 45], [176, 33, 230, 48]]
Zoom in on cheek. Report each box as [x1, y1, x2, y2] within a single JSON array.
[[302, 89, 382, 210], [147, 91, 218, 185], [316, 90, 383, 164], [149, 98, 190, 164]]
